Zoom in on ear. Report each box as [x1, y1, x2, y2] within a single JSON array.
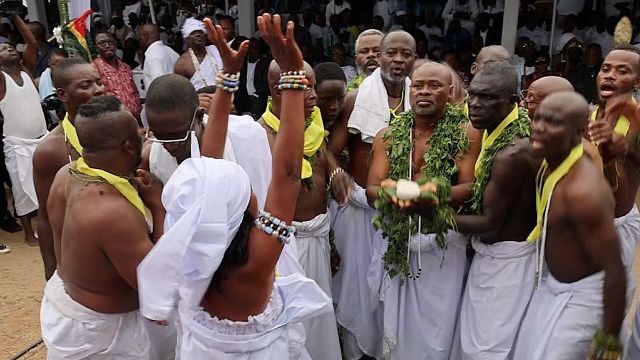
[[470, 62, 478, 75], [123, 138, 138, 156], [448, 84, 453, 99], [56, 87, 68, 103]]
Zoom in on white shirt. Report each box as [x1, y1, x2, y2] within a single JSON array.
[[246, 61, 257, 97], [309, 23, 327, 41], [373, 0, 391, 30], [325, 1, 351, 22], [517, 26, 549, 49], [557, 0, 585, 16], [123, 1, 141, 27], [143, 40, 180, 89], [418, 25, 443, 50], [585, 27, 614, 56], [478, 0, 504, 14]]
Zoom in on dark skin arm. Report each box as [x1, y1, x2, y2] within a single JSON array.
[[33, 143, 62, 280], [366, 127, 390, 207], [567, 182, 625, 337], [327, 90, 357, 204], [200, 18, 249, 159], [12, 15, 37, 75], [454, 148, 527, 239], [134, 169, 165, 243]]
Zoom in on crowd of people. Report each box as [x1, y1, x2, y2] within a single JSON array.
[[3, 0, 640, 359]]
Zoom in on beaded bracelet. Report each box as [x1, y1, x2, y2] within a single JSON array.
[[277, 70, 308, 91], [254, 210, 295, 244], [588, 329, 622, 360], [216, 70, 240, 93]]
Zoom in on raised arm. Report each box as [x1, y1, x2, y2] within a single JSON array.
[[243, 14, 306, 276], [200, 18, 248, 159], [11, 15, 37, 75]]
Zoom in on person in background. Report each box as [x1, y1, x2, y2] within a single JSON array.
[[174, 17, 223, 91], [92, 31, 141, 120], [28, 21, 57, 78], [109, 16, 131, 48], [523, 51, 551, 91], [566, 43, 602, 104], [138, 23, 179, 90], [309, 11, 327, 48], [443, 0, 480, 34], [243, 38, 270, 119], [331, 43, 357, 83], [419, 9, 444, 59], [38, 48, 68, 101], [349, 29, 383, 90], [325, 0, 351, 25], [323, 14, 353, 57]]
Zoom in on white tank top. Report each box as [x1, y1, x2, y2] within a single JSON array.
[[0, 71, 47, 138], [188, 45, 222, 90]]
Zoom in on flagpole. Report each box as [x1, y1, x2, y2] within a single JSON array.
[[149, 0, 157, 24]]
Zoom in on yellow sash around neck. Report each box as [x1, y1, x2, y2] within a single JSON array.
[[590, 101, 635, 137], [75, 157, 148, 220], [62, 114, 83, 155], [527, 143, 584, 241], [262, 105, 328, 179], [474, 105, 519, 178]]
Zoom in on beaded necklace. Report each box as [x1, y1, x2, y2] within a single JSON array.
[[188, 47, 220, 87]]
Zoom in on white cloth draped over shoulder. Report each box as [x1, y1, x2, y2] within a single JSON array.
[[330, 184, 384, 359], [138, 158, 329, 359], [347, 68, 411, 144], [292, 212, 342, 360], [453, 237, 536, 360], [41, 272, 150, 359], [373, 231, 468, 360]]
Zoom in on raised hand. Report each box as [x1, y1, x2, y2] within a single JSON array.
[[257, 13, 303, 72], [204, 18, 248, 74]]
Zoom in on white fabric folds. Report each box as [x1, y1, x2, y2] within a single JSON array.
[[4, 134, 45, 216], [347, 68, 411, 144]]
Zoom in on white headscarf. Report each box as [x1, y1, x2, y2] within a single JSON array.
[[137, 157, 251, 320], [181, 17, 206, 39]]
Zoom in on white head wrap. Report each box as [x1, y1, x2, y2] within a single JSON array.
[[137, 157, 251, 320], [181, 17, 206, 39]]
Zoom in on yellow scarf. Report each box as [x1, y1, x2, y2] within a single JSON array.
[[262, 105, 328, 179], [62, 114, 83, 155], [527, 143, 584, 241], [474, 105, 519, 178], [75, 157, 148, 220], [590, 102, 634, 137], [463, 97, 469, 117]]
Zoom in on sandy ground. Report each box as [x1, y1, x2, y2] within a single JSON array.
[[2, 215, 640, 360]]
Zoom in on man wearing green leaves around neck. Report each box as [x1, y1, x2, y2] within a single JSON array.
[[367, 61, 479, 359], [452, 61, 539, 359], [514, 92, 624, 360]]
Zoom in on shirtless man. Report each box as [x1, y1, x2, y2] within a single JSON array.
[[524, 76, 603, 170], [258, 59, 341, 360], [452, 62, 538, 359], [0, 14, 47, 245], [137, 14, 332, 358], [348, 28, 383, 90], [174, 17, 222, 90], [33, 58, 104, 280], [313, 62, 346, 133], [514, 92, 625, 360], [327, 30, 415, 359], [367, 62, 479, 360], [41, 95, 165, 358], [586, 46, 640, 317]]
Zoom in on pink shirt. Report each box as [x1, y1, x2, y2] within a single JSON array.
[[92, 56, 141, 118]]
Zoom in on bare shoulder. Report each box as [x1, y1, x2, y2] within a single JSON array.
[[74, 184, 146, 231], [374, 126, 391, 144], [33, 129, 67, 175], [562, 158, 614, 218], [174, 54, 193, 76], [493, 138, 532, 168]]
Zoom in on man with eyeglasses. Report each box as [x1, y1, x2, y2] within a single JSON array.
[[92, 31, 141, 119]]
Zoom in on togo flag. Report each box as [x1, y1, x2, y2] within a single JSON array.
[[63, 9, 96, 62]]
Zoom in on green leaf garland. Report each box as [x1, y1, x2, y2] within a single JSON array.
[[372, 104, 469, 280], [467, 107, 530, 214]]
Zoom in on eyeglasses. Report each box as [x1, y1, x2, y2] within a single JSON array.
[[96, 39, 116, 47], [145, 110, 197, 143]]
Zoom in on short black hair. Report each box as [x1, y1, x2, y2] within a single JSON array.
[[49, 48, 68, 60], [314, 62, 346, 86], [77, 95, 122, 119], [219, 15, 235, 26], [93, 30, 115, 41], [76, 96, 136, 152], [52, 58, 88, 88], [145, 74, 198, 116], [610, 45, 640, 74], [475, 61, 518, 96]]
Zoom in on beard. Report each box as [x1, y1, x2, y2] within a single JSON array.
[[381, 69, 406, 84]]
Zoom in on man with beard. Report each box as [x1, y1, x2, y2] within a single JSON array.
[[452, 62, 538, 359], [367, 62, 479, 359], [514, 91, 625, 360], [92, 31, 141, 119], [174, 17, 223, 91], [586, 46, 640, 324], [327, 30, 415, 359], [348, 29, 383, 91], [257, 60, 342, 360], [0, 14, 47, 246], [33, 58, 104, 280], [41, 96, 165, 358]]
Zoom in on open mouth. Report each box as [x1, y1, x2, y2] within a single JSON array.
[[599, 83, 618, 97], [530, 137, 545, 150]]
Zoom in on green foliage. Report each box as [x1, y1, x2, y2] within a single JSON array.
[[467, 107, 530, 214], [372, 105, 468, 280]]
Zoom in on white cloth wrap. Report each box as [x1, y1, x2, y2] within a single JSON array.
[[454, 238, 536, 360], [626, 300, 640, 359], [375, 231, 468, 360], [513, 270, 604, 360], [614, 205, 640, 317], [181, 17, 206, 38], [189, 45, 222, 90], [347, 67, 411, 144], [41, 272, 150, 359], [178, 273, 332, 359], [329, 183, 384, 359], [291, 212, 342, 360], [4, 134, 45, 216]]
